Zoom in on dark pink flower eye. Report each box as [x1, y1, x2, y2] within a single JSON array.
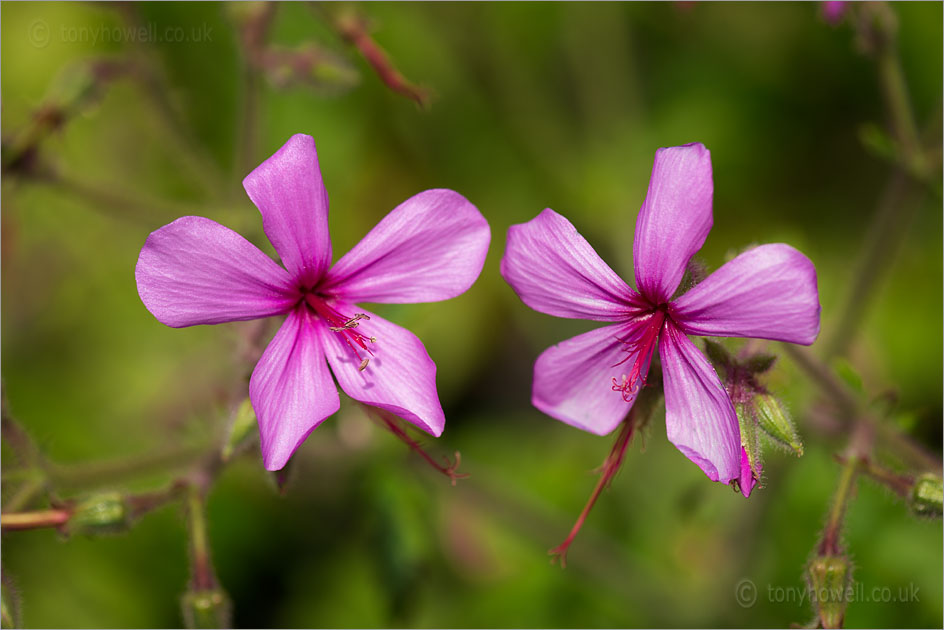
[[500, 142, 820, 561], [136, 134, 491, 471]]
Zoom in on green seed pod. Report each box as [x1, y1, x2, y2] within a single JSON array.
[[909, 474, 943, 518], [754, 394, 803, 457], [66, 493, 129, 536], [807, 555, 851, 630]]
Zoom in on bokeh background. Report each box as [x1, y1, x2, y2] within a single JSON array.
[[2, 2, 941, 627]]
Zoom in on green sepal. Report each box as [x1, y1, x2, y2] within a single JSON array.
[[754, 394, 804, 457]]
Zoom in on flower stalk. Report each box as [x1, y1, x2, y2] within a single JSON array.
[[819, 455, 861, 557], [549, 410, 637, 568], [182, 484, 231, 629], [324, 7, 430, 108], [369, 407, 469, 485]]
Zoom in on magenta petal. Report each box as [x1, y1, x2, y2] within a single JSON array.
[[533, 323, 641, 435], [321, 189, 490, 303], [135, 216, 297, 328], [320, 304, 445, 437], [501, 209, 639, 321], [670, 243, 821, 345], [633, 143, 714, 304], [243, 134, 332, 286], [249, 307, 340, 471], [738, 447, 759, 498], [659, 321, 741, 484]]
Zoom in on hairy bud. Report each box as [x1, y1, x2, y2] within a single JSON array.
[[909, 474, 943, 518], [181, 588, 231, 629], [807, 555, 852, 629], [65, 493, 129, 536], [754, 394, 803, 456]]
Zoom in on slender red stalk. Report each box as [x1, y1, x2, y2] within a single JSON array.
[[550, 414, 636, 567], [371, 408, 468, 485], [334, 14, 430, 108], [1, 509, 71, 531]]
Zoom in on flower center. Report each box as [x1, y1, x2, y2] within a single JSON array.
[[611, 304, 667, 401], [301, 289, 375, 371]]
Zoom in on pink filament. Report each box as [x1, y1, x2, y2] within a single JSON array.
[[305, 294, 375, 370], [612, 308, 665, 401]]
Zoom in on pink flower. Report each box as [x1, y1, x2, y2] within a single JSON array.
[[136, 134, 490, 471], [822, 1, 849, 25], [501, 143, 820, 496]]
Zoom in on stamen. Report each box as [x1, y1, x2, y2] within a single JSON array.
[[305, 295, 377, 371], [611, 309, 665, 401], [369, 406, 469, 485], [549, 411, 637, 567], [329, 313, 371, 332]]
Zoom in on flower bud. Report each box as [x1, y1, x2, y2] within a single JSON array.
[[909, 474, 943, 518], [807, 555, 851, 629], [180, 588, 231, 629], [65, 493, 129, 536], [221, 398, 257, 462], [754, 394, 803, 456]]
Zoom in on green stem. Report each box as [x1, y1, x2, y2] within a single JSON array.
[[781, 344, 940, 472], [820, 455, 861, 556], [874, 23, 925, 178], [823, 169, 915, 358], [46, 443, 209, 491], [837, 454, 913, 497], [825, 2, 933, 358], [114, 5, 228, 198], [186, 485, 216, 591], [3, 475, 46, 513]]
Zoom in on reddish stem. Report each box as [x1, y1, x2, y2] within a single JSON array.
[[1, 508, 71, 531], [334, 14, 430, 108], [549, 414, 636, 567], [371, 408, 468, 485]]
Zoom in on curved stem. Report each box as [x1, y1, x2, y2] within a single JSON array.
[[780, 344, 940, 472]]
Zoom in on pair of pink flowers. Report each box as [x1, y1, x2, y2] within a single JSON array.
[[136, 135, 820, 493]]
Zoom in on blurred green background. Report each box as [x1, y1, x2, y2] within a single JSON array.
[[2, 2, 941, 627]]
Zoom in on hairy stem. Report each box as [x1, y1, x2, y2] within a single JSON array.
[[185, 485, 216, 591], [826, 2, 935, 358], [549, 413, 636, 568], [781, 344, 940, 472], [320, 5, 430, 108], [46, 443, 209, 491]]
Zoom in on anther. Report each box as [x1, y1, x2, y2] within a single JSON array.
[[329, 313, 370, 332]]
